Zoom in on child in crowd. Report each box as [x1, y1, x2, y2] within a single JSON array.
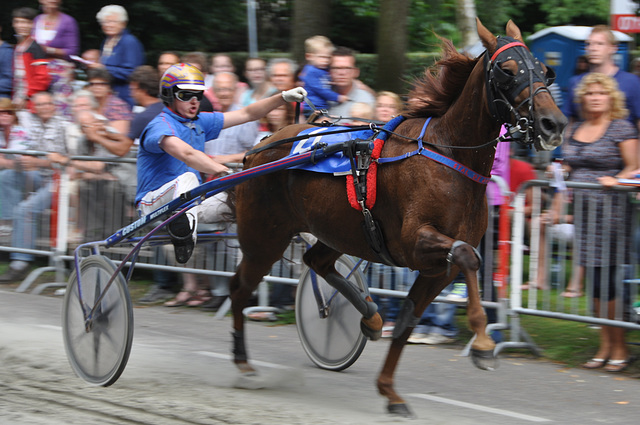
[[299, 35, 346, 116], [349, 102, 373, 125], [11, 7, 50, 111]]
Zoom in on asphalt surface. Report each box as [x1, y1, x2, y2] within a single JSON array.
[[1, 288, 639, 424]]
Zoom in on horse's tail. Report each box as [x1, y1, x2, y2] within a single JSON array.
[[222, 186, 237, 223]]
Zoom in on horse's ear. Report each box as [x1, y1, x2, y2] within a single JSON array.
[[476, 17, 496, 53], [505, 20, 524, 42]]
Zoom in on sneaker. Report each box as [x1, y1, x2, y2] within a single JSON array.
[[0, 266, 30, 283], [167, 214, 195, 264], [421, 333, 454, 345], [446, 282, 468, 302], [138, 287, 176, 304], [200, 295, 228, 312], [407, 333, 430, 344]]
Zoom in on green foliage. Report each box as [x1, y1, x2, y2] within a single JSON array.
[[0, 0, 616, 58], [535, 0, 610, 30]]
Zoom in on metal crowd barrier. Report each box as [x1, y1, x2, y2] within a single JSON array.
[[0, 151, 309, 297], [509, 180, 640, 351], [1, 150, 509, 346]]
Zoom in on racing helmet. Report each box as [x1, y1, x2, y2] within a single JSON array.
[[159, 63, 205, 105]]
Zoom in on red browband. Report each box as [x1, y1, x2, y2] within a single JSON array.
[[490, 41, 528, 62]]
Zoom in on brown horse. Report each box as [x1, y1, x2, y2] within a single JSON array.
[[227, 19, 566, 417]]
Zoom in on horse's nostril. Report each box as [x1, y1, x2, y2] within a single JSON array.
[[541, 117, 556, 134]]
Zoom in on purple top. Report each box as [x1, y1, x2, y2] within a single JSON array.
[[103, 94, 133, 122], [487, 126, 510, 206], [33, 13, 80, 58]]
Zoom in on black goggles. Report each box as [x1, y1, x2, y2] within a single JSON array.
[[174, 90, 204, 102]]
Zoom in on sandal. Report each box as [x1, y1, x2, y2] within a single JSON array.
[[186, 290, 212, 307], [247, 311, 277, 321], [522, 281, 549, 291], [164, 291, 193, 307], [604, 357, 635, 373], [582, 358, 608, 369], [561, 289, 583, 298]]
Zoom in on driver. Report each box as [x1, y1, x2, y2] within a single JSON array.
[[136, 63, 306, 264]]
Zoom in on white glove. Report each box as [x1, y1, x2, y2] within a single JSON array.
[[282, 87, 307, 103]]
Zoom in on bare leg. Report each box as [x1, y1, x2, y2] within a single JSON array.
[[603, 299, 629, 371], [562, 265, 585, 297]]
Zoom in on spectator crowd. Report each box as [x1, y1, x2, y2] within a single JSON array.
[[0, 3, 398, 308], [0, 5, 638, 371]]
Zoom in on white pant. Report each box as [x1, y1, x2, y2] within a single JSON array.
[[137, 172, 231, 228], [137, 172, 237, 296]]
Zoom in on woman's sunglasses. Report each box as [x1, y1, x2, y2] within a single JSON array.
[[174, 90, 204, 102]]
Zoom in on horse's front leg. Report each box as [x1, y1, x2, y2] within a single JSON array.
[[449, 240, 497, 369], [377, 226, 495, 417], [376, 274, 445, 418]]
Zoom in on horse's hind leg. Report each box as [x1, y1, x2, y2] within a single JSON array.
[[303, 242, 383, 340], [229, 235, 293, 375]]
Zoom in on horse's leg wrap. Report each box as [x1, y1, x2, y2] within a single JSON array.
[[232, 330, 248, 362], [392, 298, 421, 339], [325, 272, 378, 319]]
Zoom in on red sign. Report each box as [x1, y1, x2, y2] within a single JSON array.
[[612, 14, 640, 32]]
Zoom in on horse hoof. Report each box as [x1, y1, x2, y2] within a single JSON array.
[[361, 320, 382, 341], [470, 348, 498, 371], [387, 402, 415, 418], [234, 371, 265, 390], [360, 312, 383, 341]]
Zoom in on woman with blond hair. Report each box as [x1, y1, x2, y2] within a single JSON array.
[[374, 91, 403, 123], [550, 73, 637, 372]]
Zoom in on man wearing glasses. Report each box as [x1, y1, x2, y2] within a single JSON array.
[[136, 63, 305, 264], [327, 46, 375, 120]]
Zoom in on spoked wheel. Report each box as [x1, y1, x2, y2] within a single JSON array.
[[62, 255, 133, 386], [295, 255, 368, 371]]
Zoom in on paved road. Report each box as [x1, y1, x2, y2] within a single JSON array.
[[1, 288, 638, 424]]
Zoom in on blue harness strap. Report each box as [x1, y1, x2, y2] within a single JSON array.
[[377, 117, 491, 185]]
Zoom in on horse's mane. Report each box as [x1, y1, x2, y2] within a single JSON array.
[[404, 36, 480, 118]]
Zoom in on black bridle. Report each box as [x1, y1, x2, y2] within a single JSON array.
[[484, 36, 556, 147]]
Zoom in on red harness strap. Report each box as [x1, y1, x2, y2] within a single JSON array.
[[346, 137, 384, 211], [490, 41, 527, 62]]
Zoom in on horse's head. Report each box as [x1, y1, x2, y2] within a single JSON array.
[[477, 18, 567, 151]]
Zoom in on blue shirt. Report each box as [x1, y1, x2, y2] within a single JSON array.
[[128, 101, 164, 140], [0, 42, 14, 98], [100, 29, 145, 107], [299, 64, 339, 109], [136, 107, 224, 204]]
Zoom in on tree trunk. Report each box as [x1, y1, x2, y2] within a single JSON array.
[[290, 0, 332, 66], [456, 0, 479, 48], [375, 0, 410, 94]]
